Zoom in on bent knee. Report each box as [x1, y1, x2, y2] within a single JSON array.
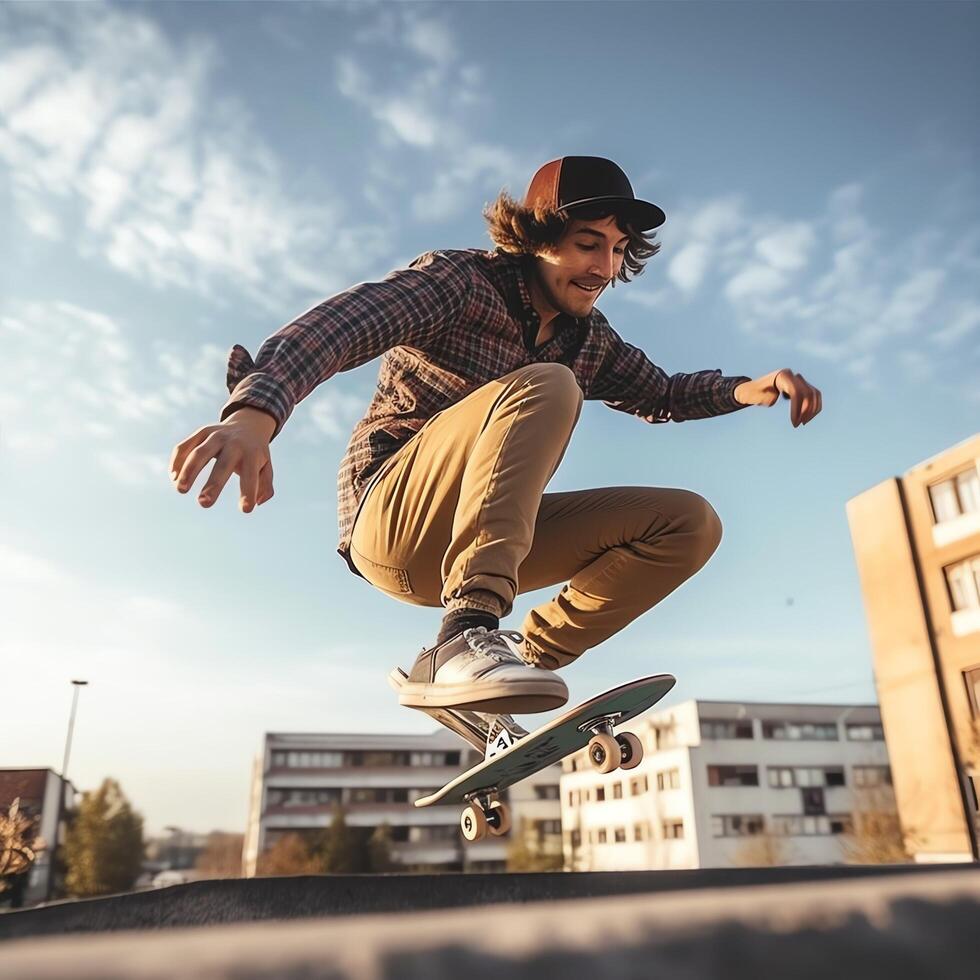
[[683, 492, 723, 562], [511, 362, 582, 399]]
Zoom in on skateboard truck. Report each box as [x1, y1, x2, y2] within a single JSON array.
[[576, 712, 644, 774], [459, 786, 510, 842]]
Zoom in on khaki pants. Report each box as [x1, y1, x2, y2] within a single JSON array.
[[350, 363, 723, 670]]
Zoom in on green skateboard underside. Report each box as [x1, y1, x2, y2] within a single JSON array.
[[415, 674, 675, 808]]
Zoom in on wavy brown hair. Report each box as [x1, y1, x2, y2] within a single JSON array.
[[483, 191, 661, 285]]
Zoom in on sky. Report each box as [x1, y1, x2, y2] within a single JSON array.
[[1, 1, 977, 838]]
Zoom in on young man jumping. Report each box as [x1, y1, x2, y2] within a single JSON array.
[[170, 156, 822, 738]]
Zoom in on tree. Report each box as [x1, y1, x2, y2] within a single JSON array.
[[255, 833, 321, 876], [506, 819, 563, 872], [840, 786, 917, 864], [64, 779, 144, 897], [314, 807, 369, 873], [194, 832, 245, 878], [366, 823, 396, 873], [0, 798, 45, 896], [731, 827, 796, 867]]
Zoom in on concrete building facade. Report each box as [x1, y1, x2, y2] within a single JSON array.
[[847, 433, 980, 862], [561, 700, 893, 870], [243, 730, 562, 875]]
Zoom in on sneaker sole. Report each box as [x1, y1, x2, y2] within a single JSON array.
[[396, 677, 568, 714]]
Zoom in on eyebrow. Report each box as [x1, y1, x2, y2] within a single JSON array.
[[574, 227, 630, 246]]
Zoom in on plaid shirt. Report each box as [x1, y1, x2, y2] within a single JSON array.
[[222, 248, 751, 576]]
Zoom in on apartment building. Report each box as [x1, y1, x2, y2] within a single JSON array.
[[847, 433, 980, 862], [243, 730, 562, 875], [0, 768, 76, 905], [561, 700, 893, 870]]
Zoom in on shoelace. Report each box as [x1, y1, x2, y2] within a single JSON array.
[[465, 627, 527, 665]]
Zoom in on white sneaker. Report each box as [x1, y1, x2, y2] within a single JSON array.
[[397, 627, 568, 713]]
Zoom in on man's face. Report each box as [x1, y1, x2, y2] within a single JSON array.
[[530, 213, 629, 320]]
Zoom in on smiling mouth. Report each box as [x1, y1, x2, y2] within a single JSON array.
[[572, 281, 602, 294]]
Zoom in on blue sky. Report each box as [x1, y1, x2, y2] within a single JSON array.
[[1, 1, 977, 836]]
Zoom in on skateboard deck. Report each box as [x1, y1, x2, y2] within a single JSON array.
[[415, 674, 675, 813]]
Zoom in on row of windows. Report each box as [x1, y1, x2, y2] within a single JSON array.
[[567, 775, 651, 806], [266, 787, 440, 807], [946, 555, 980, 612], [929, 467, 980, 525], [709, 765, 891, 788], [270, 750, 462, 770], [712, 813, 853, 837], [568, 820, 684, 846], [701, 720, 885, 742]]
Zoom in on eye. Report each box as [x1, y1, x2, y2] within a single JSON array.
[[576, 244, 597, 251]]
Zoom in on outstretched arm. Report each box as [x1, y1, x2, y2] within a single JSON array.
[[733, 369, 822, 427]]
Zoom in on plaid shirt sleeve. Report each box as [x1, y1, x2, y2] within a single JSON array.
[[586, 314, 751, 423], [220, 251, 470, 437]]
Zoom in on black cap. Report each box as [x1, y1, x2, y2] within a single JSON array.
[[524, 156, 666, 230]]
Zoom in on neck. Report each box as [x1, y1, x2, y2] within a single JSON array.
[[525, 258, 561, 331]]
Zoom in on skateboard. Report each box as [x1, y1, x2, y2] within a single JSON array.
[[408, 674, 675, 843]]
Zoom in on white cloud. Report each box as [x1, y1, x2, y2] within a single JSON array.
[[725, 263, 786, 301], [668, 242, 710, 293], [754, 223, 815, 271], [335, 7, 527, 224], [0, 5, 390, 311]]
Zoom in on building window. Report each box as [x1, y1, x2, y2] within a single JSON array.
[[535, 820, 562, 837], [846, 724, 884, 741], [633, 823, 646, 841], [771, 814, 853, 836], [535, 784, 560, 801], [946, 556, 980, 612], [409, 751, 461, 767], [966, 668, 980, 716], [663, 820, 684, 839], [612, 782, 623, 800], [711, 814, 764, 838], [853, 766, 892, 788], [267, 788, 342, 806], [614, 827, 627, 843], [929, 468, 980, 524], [657, 769, 681, 791], [762, 721, 839, 741], [630, 776, 648, 796], [767, 766, 846, 788], [708, 765, 759, 787], [701, 719, 754, 740], [597, 828, 608, 844], [569, 829, 582, 847], [596, 786, 605, 802], [272, 750, 345, 768]]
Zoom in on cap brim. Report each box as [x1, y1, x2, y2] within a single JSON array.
[[563, 196, 666, 231]]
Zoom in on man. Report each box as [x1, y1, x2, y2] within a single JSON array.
[[170, 156, 821, 736]]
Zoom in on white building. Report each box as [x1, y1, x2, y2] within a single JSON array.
[[562, 700, 894, 870], [244, 730, 562, 875]]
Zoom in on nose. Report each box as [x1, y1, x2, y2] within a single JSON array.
[[588, 250, 616, 282]]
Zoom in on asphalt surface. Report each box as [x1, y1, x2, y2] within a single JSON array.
[[1, 866, 977, 979]]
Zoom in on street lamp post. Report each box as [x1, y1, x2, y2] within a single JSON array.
[[62, 679, 89, 784], [48, 679, 88, 901]]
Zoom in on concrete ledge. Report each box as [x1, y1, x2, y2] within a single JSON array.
[[0, 862, 966, 940], [1, 868, 977, 979]]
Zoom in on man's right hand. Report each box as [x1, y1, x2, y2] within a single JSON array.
[[170, 407, 277, 513]]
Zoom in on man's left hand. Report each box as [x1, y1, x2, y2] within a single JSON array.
[[734, 369, 822, 427]]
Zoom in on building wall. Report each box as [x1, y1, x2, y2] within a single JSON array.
[[247, 730, 562, 875], [847, 433, 980, 861], [562, 700, 894, 871]]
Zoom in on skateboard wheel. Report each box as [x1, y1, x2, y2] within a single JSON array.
[[487, 801, 511, 837], [587, 733, 620, 774], [460, 803, 489, 842], [616, 732, 643, 770]]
